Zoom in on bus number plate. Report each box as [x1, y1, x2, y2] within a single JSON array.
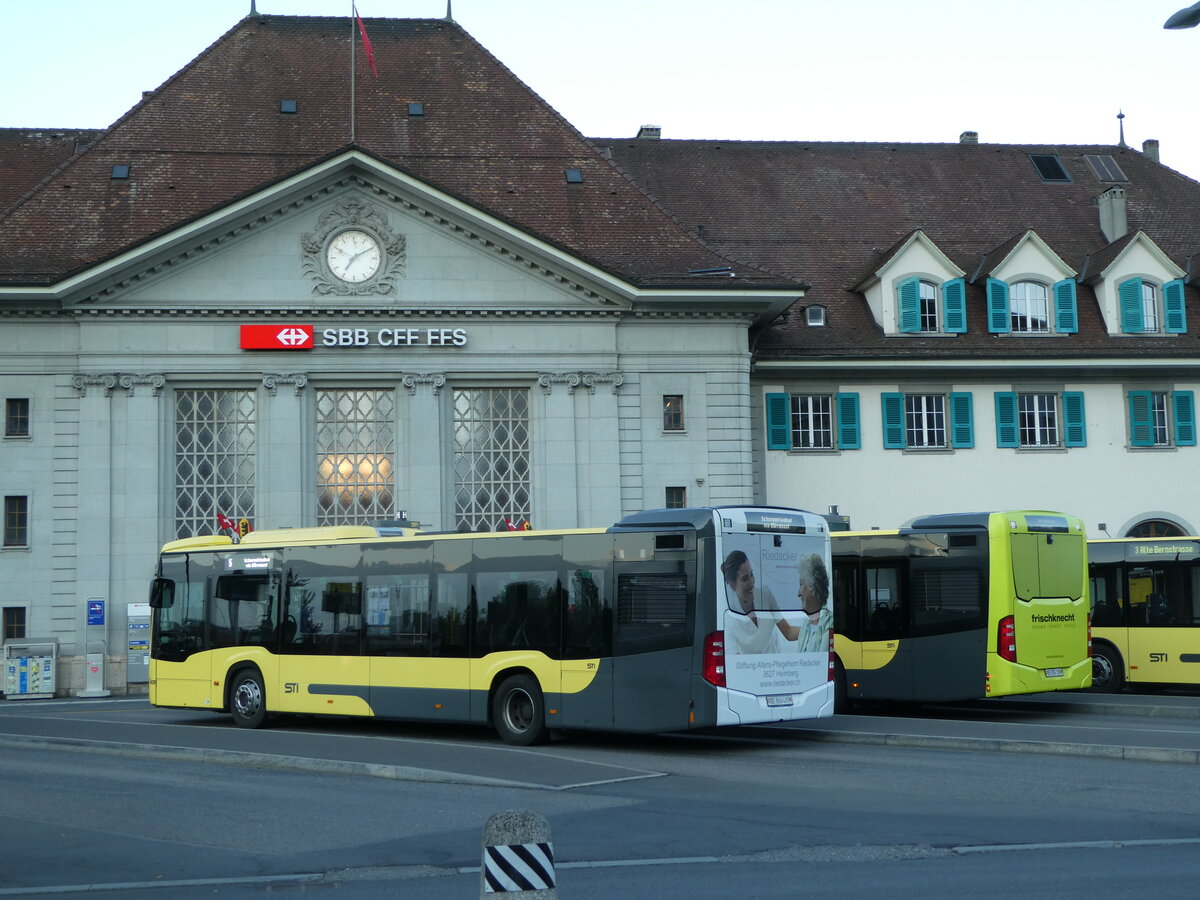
[[1044, 668, 1064, 678], [766, 695, 794, 707]]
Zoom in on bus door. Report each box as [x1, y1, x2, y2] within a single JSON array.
[[150, 552, 215, 709], [832, 557, 864, 672], [1124, 562, 1199, 685], [1010, 527, 1088, 671], [558, 534, 615, 730], [610, 531, 693, 733], [860, 562, 911, 699], [277, 546, 370, 717]]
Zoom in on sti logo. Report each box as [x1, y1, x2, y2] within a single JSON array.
[[240, 325, 314, 350]]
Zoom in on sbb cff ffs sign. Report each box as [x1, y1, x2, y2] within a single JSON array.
[[240, 325, 313, 350], [240, 325, 468, 350]]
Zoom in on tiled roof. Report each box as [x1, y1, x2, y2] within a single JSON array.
[[0, 16, 786, 290], [0, 128, 101, 214], [594, 138, 1200, 361]]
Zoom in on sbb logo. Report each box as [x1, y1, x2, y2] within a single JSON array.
[[240, 324, 314, 350], [323, 328, 370, 346]]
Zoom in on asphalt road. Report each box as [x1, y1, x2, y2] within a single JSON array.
[[1, 691, 1199, 898]]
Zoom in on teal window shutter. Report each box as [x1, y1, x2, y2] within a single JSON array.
[[836, 393, 861, 449], [1173, 391, 1196, 446], [765, 393, 791, 450], [1119, 277, 1144, 333], [986, 279, 1011, 333], [950, 392, 974, 448], [1053, 279, 1078, 333], [942, 278, 966, 333], [994, 392, 1018, 447], [1164, 279, 1187, 333], [897, 277, 921, 333], [1063, 391, 1087, 447], [881, 393, 906, 448], [1128, 391, 1155, 447]]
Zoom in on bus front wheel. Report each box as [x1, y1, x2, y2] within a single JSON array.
[[229, 668, 268, 728], [492, 674, 548, 746], [1089, 644, 1125, 693]]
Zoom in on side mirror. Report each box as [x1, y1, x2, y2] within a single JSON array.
[[149, 577, 175, 609]]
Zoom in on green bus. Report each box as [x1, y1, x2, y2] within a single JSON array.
[[832, 510, 1092, 707]]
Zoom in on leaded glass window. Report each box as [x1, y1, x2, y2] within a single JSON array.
[[175, 390, 256, 539], [453, 388, 530, 532], [316, 389, 396, 525]]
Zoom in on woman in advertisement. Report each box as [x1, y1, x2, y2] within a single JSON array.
[[721, 549, 831, 655], [794, 553, 832, 653], [721, 549, 805, 654]]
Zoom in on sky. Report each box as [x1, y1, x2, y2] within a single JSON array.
[[3, 1, 1200, 180]]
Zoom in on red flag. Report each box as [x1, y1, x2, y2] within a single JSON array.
[[354, 6, 378, 78], [217, 513, 236, 532]]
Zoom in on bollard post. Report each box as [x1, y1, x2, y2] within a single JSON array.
[[480, 810, 556, 898]]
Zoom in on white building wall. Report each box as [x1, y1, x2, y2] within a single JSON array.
[[758, 379, 1200, 536]]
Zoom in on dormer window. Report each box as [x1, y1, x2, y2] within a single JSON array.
[[805, 305, 826, 326], [987, 278, 1077, 334], [1119, 277, 1186, 334], [1010, 281, 1050, 333], [897, 277, 965, 334]]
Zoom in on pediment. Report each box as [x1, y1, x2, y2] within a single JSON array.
[[59, 153, 633, 315], [983, 230, 1076, 283]]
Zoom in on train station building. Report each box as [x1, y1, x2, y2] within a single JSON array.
[[3, 11, 1199, 694]]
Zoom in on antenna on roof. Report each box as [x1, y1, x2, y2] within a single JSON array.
[[1117, 110, 1126, 147]]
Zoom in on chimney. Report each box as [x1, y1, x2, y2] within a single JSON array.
[[1098, 186, 1128, 242], [636, 124, 661, 140], [1143, 138, 1160, 163], [959, 131, 979, 144]]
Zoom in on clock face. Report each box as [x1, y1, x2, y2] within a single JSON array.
[[326, 229, 382, 283]]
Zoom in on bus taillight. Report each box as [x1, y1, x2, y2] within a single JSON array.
[[998, 615, 1017, 662], [702, 631, 726, 687]]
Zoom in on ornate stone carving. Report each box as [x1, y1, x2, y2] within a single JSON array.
[[538, 372, 623, 395], [72, 374, 118, 397], [300, 197, 406, 296], [263, 373, 309, 396], [117, 374, 166, 397], [401, 373, 446, 396]]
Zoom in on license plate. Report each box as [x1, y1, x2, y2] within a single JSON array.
[[766, 695, 794, 707], [1044, 667, 1064, 678]]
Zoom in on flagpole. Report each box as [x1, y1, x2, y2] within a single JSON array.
[[349, 3, 356, 143]]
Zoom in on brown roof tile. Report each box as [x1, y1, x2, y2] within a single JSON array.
[[0, 128, 101, 214], [595, 138, 1200, 361], [0, 16, 787, 289]]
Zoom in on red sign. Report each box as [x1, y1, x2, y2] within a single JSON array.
[[240, 325, 314, 350]]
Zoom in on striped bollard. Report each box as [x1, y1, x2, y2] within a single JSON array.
[[480, 810, 556, 897]]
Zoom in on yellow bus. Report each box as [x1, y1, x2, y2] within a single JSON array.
[[149, 506, 835, 744], [832, 511, 1091, 708], [1088, 536, 1200, 692]]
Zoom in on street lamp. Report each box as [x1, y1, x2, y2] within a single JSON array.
[[1165, 1, 1200, 28]]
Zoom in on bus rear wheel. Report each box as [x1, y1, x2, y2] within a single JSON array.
[[229, 668, 268, 728], [1088, 644, 1125, 693], [493, 674, 547, 746]]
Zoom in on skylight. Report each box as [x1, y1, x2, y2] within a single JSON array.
[[280, 100, 298, 114], [1085, 155, 1128, 182], [1029, 154, 1071, 183], [110, 165, 131, 180]]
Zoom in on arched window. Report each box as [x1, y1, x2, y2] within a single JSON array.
[[1010, 281, 1049, 333], [1126, 519, 1184, 538]]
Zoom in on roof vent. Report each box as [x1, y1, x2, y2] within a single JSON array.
[[637, 125, 662, 140], [564, 168, 584, 183], [279, 100, 298, 114], [959, 131, 978, 144]]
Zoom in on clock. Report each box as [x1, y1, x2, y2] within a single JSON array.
[[326, 229, 382, 283]]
